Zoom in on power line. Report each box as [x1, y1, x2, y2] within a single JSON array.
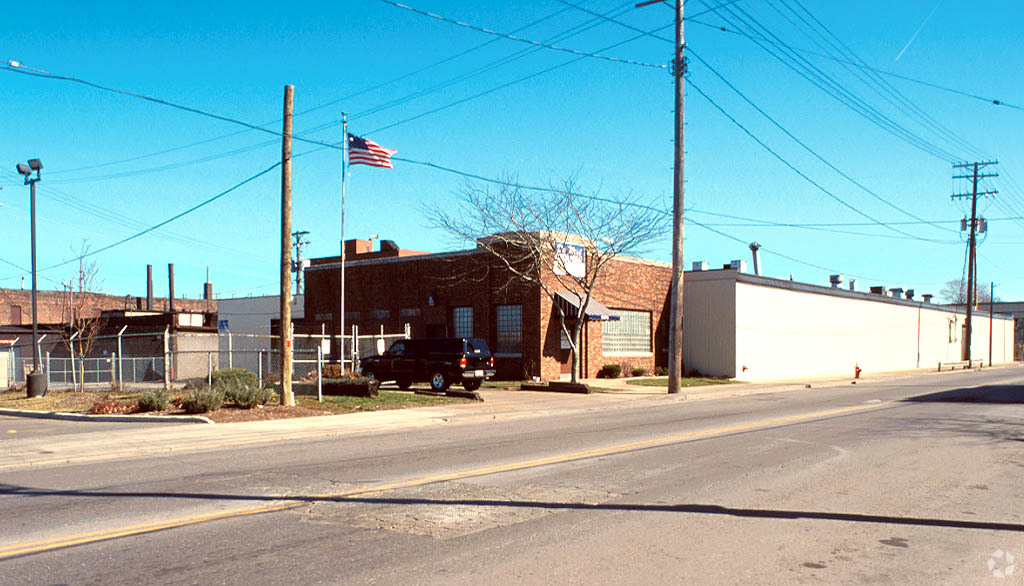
[[36, 162, 281, 274], [685, 18, 1023, 112], [0, 64, 340, 151], [376, 0, 668, 69], [706, 1, 962, 161], [549, 2, 958, 236], [687, 76, 949, 242]]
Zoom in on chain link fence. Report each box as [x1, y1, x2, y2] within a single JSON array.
[[3, 324, 411, 390]]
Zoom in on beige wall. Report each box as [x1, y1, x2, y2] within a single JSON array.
[[730, 279, 1014, 381], [681, 271, 736, 377]]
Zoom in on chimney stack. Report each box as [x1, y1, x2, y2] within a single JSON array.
[[146, 264, 154, 310], [168, 263, 175, 312], [749, 242, 762, 276]]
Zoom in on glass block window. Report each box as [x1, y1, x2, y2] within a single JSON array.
[[602, 310, 651, 354], [371, 309, 390, 319], [453, 306, 473, 338], [495, 305, 522, 355], [400, 308, 421, 317]]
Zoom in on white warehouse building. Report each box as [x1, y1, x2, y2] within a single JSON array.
[[684, 268, 1016, 381]]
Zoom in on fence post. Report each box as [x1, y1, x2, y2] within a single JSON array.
[[45, 351, 50, 386], [207, 352, 213, 387], [110, 353, 116, 387], [163, 327, 170, 391], [317, 345, 323, 403], [258, 350, 263, 389], [405, 322, 411, 339], [228, 331, 233, 369], [117, 325, 127, 391]]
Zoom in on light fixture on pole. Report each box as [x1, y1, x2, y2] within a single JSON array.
[[16, 158, 46, 398]]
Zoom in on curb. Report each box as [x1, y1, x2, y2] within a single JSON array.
[[0, 408, 214, 425]]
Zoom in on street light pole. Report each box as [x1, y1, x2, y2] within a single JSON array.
[[16, 158, 46, 398]]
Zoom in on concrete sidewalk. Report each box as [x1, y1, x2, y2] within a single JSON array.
[[0, 365, 1003, 472]]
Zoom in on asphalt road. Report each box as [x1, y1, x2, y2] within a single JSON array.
[[1, 367, 1022, 584]]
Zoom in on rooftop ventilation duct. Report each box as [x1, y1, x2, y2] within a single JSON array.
[[692, 261, 709, 271], [829, 274, 844, 288], [748, 242, 762, 276]]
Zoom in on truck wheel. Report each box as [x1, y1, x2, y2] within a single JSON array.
[[396, 377, 412, 390], [430, 371, 449, 391], [463, 379, 482, 391]]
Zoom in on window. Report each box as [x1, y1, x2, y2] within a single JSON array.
[[603, 310, 651, 354], [453, 306, 473, 338], [495, 305, 522, 355], [400, 308, 421, 318], [371, 309, 390, 319]]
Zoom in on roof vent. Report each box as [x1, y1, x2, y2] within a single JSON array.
[[692, 261, 709, 271], [922, 294, 933, 304], [829, 274, 844, 288], [869, 286, 885, 295], [728, 259, 747, 273], [889, 287, 904, 298], [848, 279, 857, 291]]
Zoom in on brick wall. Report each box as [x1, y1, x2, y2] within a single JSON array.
[[303, 244, 670, 382], [0, 288, 216, 326]]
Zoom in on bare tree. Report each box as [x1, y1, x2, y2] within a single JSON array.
[[59, 245, 107, 391], [431, 178, 668, 383], [939, 278, 996, 305]]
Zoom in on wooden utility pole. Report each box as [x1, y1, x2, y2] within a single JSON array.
[[668, 0, 686, 393], [952, 161, 997, 363], [280, 85, 295, 406]]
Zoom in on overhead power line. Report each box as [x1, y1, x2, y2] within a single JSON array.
[[685, 18, 1023, 112], [376, 0, 668, 69], [37, 162, 281, 274]]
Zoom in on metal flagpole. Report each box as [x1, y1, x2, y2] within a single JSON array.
[[340, 113, 347, 370]]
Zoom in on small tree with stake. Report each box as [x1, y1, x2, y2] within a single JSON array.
[[59, 246, 107, 391], [431, 178, 668, 383]]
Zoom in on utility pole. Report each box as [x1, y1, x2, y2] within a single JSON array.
[[637, 0, 685, 393], [280, 85, 295, 407], [952, 161, 997, 363], [292, 230, 310, 295]]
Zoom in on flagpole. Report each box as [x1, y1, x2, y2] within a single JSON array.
[[340, 113, 347, 370]]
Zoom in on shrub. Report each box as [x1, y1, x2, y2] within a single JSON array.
[[655, 366, 668, 376], [228, 385, 272, 409], [597, 364, 622, 379], [181, 386, 224, 414], [212, 369, 259, 392], [212, 368, 270, 409], [137, 390, 170, 412], [630, 367, 648, 377], [322, 364, 344, 379], [88, 397, 134, 415]]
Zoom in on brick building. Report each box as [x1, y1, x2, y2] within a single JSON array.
[[302, 236, 670, 381], [0, 288, 215, 327]]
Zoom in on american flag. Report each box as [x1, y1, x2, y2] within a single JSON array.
[[347, 133, 397, 169]]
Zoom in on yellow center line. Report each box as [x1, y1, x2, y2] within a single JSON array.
[[0, 400, 890, 559]]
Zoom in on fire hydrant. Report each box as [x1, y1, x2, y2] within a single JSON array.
[[854, 364, 862, 379]]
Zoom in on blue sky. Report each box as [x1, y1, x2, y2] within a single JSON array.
[[2, 0, 1022, 302]]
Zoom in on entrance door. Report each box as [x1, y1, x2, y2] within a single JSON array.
[[559, 330, 573, 380]]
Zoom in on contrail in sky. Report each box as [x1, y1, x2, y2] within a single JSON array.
[[894, 0, 943, 63]]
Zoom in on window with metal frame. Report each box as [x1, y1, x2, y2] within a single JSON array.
[[453, 306, 473, 338], [602, 310, 651, 354], [494, 304, 522, 355]]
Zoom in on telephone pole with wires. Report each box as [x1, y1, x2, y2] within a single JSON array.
[[952, 161, 997, 362], [636, 0, 685, 394]]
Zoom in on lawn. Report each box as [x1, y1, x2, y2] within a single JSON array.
[[626, 376, 736, 387], [0, 386, 473, 422]]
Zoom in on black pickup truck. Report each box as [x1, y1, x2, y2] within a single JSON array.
[[359, 337, 496, 391]]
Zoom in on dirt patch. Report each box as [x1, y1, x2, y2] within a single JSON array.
[[200, 404, 329, 423]]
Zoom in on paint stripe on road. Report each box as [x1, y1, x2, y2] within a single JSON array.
[[0, 400, 891, 559]]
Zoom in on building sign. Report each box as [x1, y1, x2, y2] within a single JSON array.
[[553, 242, 585, 278]]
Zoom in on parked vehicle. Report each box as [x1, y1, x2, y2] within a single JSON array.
[[359, 337, 495, 391]]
